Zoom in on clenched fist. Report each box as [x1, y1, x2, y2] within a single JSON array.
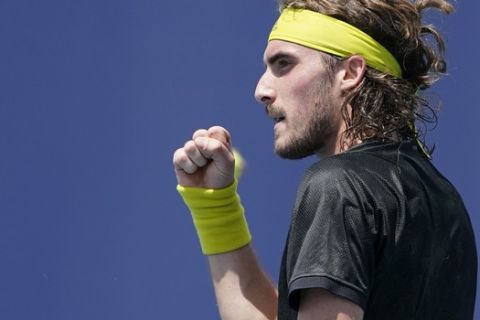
[[173, 126, 235, 189]]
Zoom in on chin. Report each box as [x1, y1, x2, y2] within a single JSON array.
[[274, 143, 315, 160]]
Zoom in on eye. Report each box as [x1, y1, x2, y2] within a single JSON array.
[[265, 54, 297, 76], [276, 59, 291, 68], [272, 59, 294, 76]]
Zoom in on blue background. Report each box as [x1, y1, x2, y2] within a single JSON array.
[[0, 0, 478, 319]]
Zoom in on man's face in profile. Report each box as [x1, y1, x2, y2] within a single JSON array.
[[255, 40, 343, 159]]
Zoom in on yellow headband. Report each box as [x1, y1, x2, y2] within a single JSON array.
[[269, 8, 402, 77]]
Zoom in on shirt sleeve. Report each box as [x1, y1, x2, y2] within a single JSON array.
[[285, 160, 381, 310]]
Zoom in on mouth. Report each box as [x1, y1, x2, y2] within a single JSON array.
[[265, 106, 285, 123]]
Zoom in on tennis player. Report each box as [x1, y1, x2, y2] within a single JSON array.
[[173, 0, 477, 319]]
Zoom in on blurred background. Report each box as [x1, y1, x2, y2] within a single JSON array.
[[0, 0, 478, 319]]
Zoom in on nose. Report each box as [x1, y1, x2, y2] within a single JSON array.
[[254, 72, 276, 105]]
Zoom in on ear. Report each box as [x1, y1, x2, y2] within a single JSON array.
[[339, 55, 366, 92]]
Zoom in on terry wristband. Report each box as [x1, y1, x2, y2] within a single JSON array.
[[177, 181, 252, 255]]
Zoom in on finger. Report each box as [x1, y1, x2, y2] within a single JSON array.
[[194, 137, 234, 176], [184, 140, 208, 167], [192, 129, 209, 140], [207, 126, 232, 150], [172, 148, 199, 174]]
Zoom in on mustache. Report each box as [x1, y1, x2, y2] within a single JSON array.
[[265, 104, 283, 117]]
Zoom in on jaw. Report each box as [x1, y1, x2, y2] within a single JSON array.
[[315, 121, 350, 158]]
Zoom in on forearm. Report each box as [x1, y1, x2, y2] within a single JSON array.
[[174, 128, 277, 318], [208, 244, 278, 320]]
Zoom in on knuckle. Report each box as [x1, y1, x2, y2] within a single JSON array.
[[208, 126, 231, 146], [173, 148, 184, 162], [209, 140, 223, 152], [208, 126, 225, 136], [175, 152, 189, 166], [192, 129, 208, 139], [183, 140, 196, 153]]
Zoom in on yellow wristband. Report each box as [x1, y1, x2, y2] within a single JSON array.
[[177, 181, 252, 255]]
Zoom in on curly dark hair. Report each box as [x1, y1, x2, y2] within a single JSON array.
[[278, 0, 454, 155]]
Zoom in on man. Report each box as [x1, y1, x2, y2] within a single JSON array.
[[173, 0, 477, 319]]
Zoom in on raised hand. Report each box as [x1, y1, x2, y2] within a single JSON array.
[[173, 126, 235, 189]]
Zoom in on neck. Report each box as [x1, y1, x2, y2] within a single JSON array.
[[315, 120, 361, 158]]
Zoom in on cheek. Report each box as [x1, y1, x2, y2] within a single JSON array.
[[290, 76, 314, 97], [287, 79, 321, 119], [290, 69, 326, 104]]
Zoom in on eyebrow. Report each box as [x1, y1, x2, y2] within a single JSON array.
[[264, 52, 293, 67]]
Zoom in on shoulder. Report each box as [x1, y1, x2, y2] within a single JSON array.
[[300, 149, 383, 191], [304, 140, 408, 185], [295, 142, 405, 213], [293, 154, 370, 219]]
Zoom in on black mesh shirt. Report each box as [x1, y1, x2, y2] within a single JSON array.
[[277, 140, 477, 319]]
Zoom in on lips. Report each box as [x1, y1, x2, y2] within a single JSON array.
[[266, 106, 285, 123]]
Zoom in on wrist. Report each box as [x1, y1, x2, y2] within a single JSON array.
[[177, 181, 252, 255]]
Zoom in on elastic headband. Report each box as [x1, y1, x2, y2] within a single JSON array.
[[269, 8, 402, 77]]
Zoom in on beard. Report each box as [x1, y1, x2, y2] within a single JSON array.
[[275, 104, 338, 159], [273, 81, 339, 159]]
